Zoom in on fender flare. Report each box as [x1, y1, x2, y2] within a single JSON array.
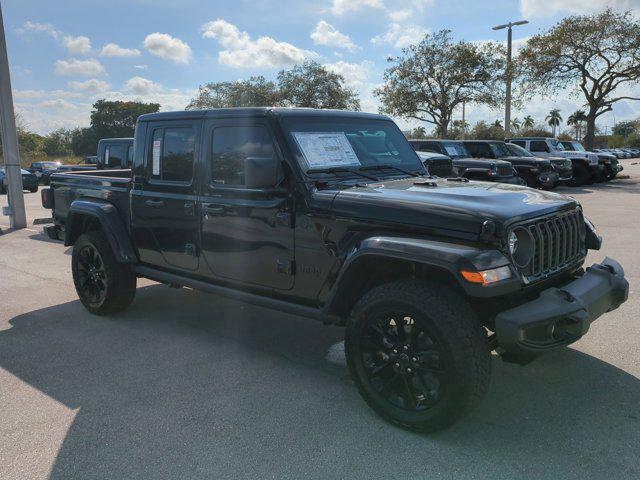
[[323, 236, 519, 315], [65, 198, 137, 263]]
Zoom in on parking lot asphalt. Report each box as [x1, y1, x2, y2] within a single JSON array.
[[1, 162, 639, 480]]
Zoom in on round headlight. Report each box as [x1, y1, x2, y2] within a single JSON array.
[[508, 231, 518, 255], [509, 227, 535, 268]]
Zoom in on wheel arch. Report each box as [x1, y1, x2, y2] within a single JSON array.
[[323, 236, 513, 322], [65, 199, 137, 263]]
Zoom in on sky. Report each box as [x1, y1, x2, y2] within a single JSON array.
[[3, 0, 640, 135]]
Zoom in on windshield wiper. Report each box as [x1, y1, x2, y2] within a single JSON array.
[[306, 167, 379, 181], [360, 164, 425, 178]]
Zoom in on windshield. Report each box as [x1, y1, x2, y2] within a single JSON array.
[[281, 117, 424, 176], [550, 139, 565, 151], [441, 141, 469, 158], [489, 142, 512, 158], [506, 143, 534, 157], [571, 141, 585, 151]]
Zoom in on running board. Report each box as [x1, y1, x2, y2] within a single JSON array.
[[132, 265, 340, 325]]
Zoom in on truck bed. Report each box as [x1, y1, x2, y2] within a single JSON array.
[[49, 169, 132, 233]]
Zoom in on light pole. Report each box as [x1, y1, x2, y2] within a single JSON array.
[[492, 19, 528, 137]]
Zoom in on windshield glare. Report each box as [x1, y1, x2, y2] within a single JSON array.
[[442, 142, 469, 158], [506, 143, 533, 157], [490, 142, 512, 158], [572, 141, 585, 151], [282, 118, 424, 176]]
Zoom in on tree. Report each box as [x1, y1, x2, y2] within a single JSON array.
[[545, 109, 562, 137], [510, 117, 521, 132], [90, 99, 160, 140], [522, 115, 535, 130], [277, 61, 360, 110], [375, 30, 505, 138], [186, 76, 280, 110], [567, 110, 587, 140], [43, 128, 73, 156], [70, 127, 100, 156], [492, 119, 503, 129], [407, 126, 428, 139], [519, 9, 640, 149], [612, 120, 639, 138], [468, 120, 505, 140]]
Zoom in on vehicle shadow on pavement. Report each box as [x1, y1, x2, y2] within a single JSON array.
[[1, 284, 639, 479], [555, 175, 639, 195]]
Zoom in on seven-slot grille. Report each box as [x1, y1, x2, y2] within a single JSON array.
[[518, 209, 585, 281], [497, 164, 514, 176]]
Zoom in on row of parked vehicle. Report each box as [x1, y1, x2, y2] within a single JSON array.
[[410, 137, 626, 189]]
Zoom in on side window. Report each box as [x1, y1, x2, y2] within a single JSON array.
[[126, 145, 134, 167], [107, 144, 124, 166], [511, 140, 526, 148], [420, 142, 440, 153], [149, 127, 195, 182], [530, 141, 549, 152], [211, 125, 276, 186]]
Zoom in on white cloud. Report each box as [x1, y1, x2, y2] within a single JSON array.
[[134, 64, 148, 70], [54, 58, 106, 77], [371, 23, 428, 48], [68, 78, 111, 94], [324, 60, 374, 88], [388, 9, 413, 21], [201, 19, 315, 68], [100, 43, 142, 57], [17, 21, 60, 38], [125, 76, 162, 95], [143, 33, 192, 64], [14, 89, 83, 100], [330, 0, 384, 16], [64, 35, 91, 54], [37, 99, 79, 110], [310, 20, 359, 52], [521, 0, 639, 17]]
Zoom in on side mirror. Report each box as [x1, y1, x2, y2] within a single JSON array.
[[244, 156, 281, 189]]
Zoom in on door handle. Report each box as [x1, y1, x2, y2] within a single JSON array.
[[145, 199, 165, 208], [202, 205, 225, 217]]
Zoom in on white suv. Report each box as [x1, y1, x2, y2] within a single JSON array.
[[507, 137, 602, 185]]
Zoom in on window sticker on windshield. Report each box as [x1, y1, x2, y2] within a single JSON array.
[[444, 145, 458, 157], [105, 147, 110, 165], [152, 140, 161, 175], [292, 132, 360, 169]]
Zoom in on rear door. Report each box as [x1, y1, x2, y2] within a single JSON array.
[[131, 120, 201, 271], [198, 118, 294, 290]]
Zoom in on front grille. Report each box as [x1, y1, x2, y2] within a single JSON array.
[[515, 209, 585, 282], [427, 160, 454, 177], [497, 164, 513, 176], [538, 162, 554, 173]]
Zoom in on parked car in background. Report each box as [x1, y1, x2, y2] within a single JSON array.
[[505, 142, 573, 184], [409, 139, 524, 185], [28, 161, 60, 185], [559, 140, 612, 182], [415, 151, 456, 177], [622, 148, 640, 157], [507, 137, 600, 186], [0, 167, 38, 194], [97, 138, 134, 169], [462, 140, 558, 189]]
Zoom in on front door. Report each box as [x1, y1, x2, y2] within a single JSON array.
[[131, 121, 200, 271], [198, 119, 294, 290]]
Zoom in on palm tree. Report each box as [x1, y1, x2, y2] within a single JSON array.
[[546, 109, 563, 137], [492, 119, 503, 129], [511, 117, 521, 132], [567, 110, 587, 140], [523, 115, 535, 130]]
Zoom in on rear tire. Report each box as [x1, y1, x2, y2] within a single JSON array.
[[345, 279, 491, 433], [72, 230, 136, 315], [29, 186, 38, 193], [568, 163, 590, 186]]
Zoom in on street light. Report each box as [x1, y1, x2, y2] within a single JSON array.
[[492, 19, 528, 137]]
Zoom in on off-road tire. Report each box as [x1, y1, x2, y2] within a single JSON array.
[[72, 230, 136, 315], [345, 279, 491, 433], [568, 163, 590, 186]]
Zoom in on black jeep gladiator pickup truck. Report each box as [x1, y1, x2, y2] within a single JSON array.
[[41, 108, 629, 433]]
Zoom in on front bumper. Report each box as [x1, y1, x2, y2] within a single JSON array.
[[553, 166, 573, 181], [589, 164, 606, 177], [495, 257, 628, 355]]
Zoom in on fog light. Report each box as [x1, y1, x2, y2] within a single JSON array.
[[460, 266, 512, 286]]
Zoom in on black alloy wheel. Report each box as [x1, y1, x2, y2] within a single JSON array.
[[75, 243, 108, 308]]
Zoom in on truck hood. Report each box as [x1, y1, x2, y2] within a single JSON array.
[[452, 158, 512, 169], [502, 156, 552, 168], [328, 177, 577, 236]]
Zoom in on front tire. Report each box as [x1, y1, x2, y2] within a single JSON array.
[[345, 279, 491, 433], [568, 162, 590, 186], [72, 230, 136, 315]]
